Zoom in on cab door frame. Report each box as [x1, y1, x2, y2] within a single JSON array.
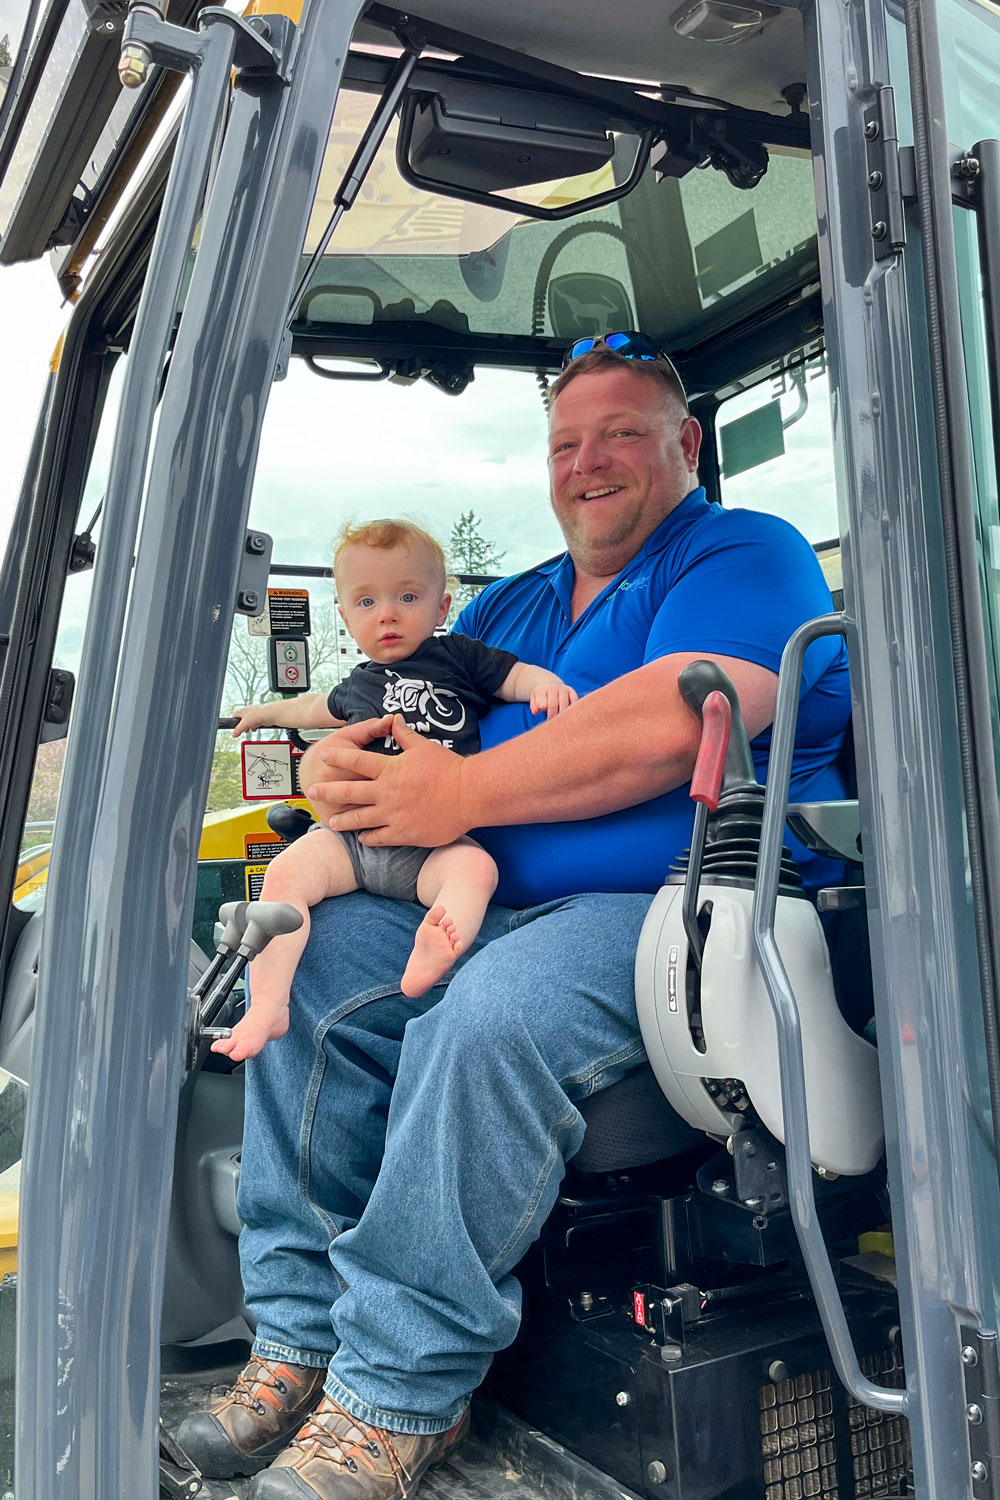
[[808, 0, 1000, 1493]]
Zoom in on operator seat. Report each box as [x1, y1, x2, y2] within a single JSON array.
[[573, 1067, 702, 1173]]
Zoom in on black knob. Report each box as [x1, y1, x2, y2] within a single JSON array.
[[678, 660, 756, 790]]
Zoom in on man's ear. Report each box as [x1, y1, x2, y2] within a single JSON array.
[[438, 594, 452, 625], [680, 414, 703, 474], [337, 605, 347, 626]]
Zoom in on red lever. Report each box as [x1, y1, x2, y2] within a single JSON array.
[[689, 690, 732, 812]]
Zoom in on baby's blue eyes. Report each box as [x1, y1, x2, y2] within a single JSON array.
[[355, 593, 418, 608]]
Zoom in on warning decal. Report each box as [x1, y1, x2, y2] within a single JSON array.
[[267, 588, 311, 637], [245, 863, 269, 901], [244, 835, 286, 862]]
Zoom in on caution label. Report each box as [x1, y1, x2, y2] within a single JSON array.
[[245, 863, 269, 901], [244, 835, 286, 862], [267, 588, 311, 638]]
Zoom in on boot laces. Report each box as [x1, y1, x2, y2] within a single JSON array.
[[230, 1358, 301, 1413], [292, 1400, 389, 1472]]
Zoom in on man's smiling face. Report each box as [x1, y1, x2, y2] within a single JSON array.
[[548, 366, 701, 580]]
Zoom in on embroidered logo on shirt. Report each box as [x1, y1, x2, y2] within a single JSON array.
[[617, 578, 649, 593]]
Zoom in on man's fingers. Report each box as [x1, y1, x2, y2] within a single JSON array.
[[339, 714, 394, 747], [328, 804, 383, 833], [389, 714, 423, 745], [309, 779, 379, 806], [318, 741, 386, 778]]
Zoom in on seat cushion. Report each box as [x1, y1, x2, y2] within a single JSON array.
[[573, 1064, 703, 1173]]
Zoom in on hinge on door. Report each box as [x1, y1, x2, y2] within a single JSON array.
[[864, 86, 906, 260], [961, 1326, 1000, 1497]]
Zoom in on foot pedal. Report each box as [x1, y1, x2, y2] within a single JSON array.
[[159, 1422, 203, 1497], [266, 803, 317, 843]]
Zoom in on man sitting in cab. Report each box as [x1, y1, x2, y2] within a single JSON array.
[[179, 333, 851, 1500]]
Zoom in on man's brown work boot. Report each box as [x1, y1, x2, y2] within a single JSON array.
[[175, 1356, 326, 1478], [248, 1395, 471, 1500]]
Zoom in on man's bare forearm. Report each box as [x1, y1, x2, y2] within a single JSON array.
[[459, 661, 701, 829]]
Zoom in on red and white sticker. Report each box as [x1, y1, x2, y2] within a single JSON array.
[[241, 740, 303, 800]]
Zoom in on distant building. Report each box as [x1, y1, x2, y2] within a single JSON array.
[[332, 594, 367, 681]]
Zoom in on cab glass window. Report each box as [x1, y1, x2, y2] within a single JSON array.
[[715, 353, 840, 597], [16, 355, 126, 902]]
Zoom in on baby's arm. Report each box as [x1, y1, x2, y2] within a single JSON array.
[[496, 662, 578, 720], [230, 692, 345, 737]]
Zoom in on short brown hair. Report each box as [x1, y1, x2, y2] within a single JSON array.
[[333, 518, 447, 590], [547, 346, 689, 416]]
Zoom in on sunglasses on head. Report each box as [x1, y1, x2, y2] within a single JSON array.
[[561, 331, 685, 394]]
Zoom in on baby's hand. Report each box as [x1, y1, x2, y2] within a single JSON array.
[[229, 704, 269, 737], [530, 682, 578, 720]]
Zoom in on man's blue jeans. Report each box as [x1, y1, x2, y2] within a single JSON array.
[[237, 888, 670, 1436]]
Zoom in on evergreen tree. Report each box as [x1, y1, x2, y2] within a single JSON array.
[[447, 511, 506, 619], [0, 35, 11, 69]]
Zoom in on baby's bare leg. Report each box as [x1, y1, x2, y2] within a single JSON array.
[[212, 831, 358, 1061], [400, 838, 499, 999]]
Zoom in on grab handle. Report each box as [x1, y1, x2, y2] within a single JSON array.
[[750, 612, 907, 1417]]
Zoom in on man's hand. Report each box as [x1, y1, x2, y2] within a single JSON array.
[[310, 717, 469, 848]]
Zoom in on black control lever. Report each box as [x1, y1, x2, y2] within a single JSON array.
[[669, 660, 803, 909], [189, 900, 249, 1003], [198, 900, 303, 1031], [678, 660, 757, 794], [187, 901, 304, 1067]]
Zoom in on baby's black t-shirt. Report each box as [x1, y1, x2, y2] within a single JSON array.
[[326, 634, 518, 756]]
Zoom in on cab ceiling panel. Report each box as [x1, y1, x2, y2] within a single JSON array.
[[359, 0, 807, 117]]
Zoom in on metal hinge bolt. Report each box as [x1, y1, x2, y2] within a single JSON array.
[[963, 1344, 980, 1366], [973, 1461, 989, 1484], [615, 1391, 630, 1407], [865, 120, 880, 140], [968, 1403, 984, 1425], [868, 169, 883, 190], [954, 155, 981, 181]]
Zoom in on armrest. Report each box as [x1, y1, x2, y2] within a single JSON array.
[[786, 801, 862, 864]]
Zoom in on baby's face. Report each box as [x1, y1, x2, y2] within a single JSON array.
[[336, 543, 450, 663]]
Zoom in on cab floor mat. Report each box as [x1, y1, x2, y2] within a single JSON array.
[[160, 1383, 638, 1500]]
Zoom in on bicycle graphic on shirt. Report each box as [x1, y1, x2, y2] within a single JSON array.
[[381, 673, 467, 738]]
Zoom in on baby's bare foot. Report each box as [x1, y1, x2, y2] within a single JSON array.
[[401, 905, 463, 998], [211, 997, 289, 1062]]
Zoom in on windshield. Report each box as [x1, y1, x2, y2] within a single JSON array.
[[292, 81, 818, 357]]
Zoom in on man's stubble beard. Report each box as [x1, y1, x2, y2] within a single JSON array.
[[558, 488, 659, 578]]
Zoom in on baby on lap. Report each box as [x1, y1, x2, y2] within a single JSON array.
[[218, 518, 577, 1061]]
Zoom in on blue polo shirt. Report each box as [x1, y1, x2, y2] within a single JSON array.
[[454, 488, 851, 908]]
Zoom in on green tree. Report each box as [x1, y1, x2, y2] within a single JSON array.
[[0, 35, 12, 70], [447, 511, 506, 619]]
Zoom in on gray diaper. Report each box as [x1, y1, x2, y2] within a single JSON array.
[[334, 828, 431, 901]]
